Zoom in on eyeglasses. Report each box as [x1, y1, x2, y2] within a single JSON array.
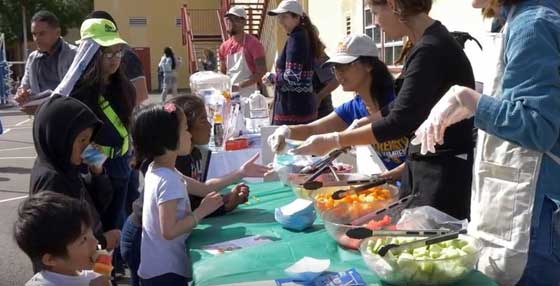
[[331, 60, 359, 74], [102, 50, 124, 60]]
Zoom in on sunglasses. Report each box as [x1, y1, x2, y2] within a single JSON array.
[[102, 50, 124, 60], [331, 59, 359, 73]]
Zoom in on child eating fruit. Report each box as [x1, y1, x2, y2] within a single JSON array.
[[14, 191, 110, 286]]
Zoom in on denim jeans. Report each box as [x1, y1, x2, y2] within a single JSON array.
[[126, 169, 140, 216], [517, 196, 560, 286], [120, 216, 141, 286]]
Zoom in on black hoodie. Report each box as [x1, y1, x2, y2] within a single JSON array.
[[30, 94, 114, 248]]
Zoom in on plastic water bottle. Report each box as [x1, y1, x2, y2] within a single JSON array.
[[213, 113, 224, 148], [248, 90, 269, 132]]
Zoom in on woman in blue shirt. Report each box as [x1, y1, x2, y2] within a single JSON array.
[[414, 0, 560, 284], [268, 34, 408, 173]]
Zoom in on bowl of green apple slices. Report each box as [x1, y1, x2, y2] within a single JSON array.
[[359, 234, 482, 285]]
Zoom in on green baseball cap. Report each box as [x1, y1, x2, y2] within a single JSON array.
[[77, 18, 127, 46]]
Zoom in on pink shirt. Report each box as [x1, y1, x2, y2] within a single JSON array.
[[218, 34, 265, 74]]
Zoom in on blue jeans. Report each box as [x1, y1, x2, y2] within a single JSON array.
[[103, 155, 132, 229], [518, 196, 560, 286], [104, 155, 132, 274], [120, 216, 141, 286], [126, 169, 140, 216], [140, 273, 189, 286]]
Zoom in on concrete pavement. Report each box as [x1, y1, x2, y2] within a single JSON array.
[[0, 107, 35, 286]]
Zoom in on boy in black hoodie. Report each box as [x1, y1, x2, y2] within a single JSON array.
[[30, 95, 120, 254]]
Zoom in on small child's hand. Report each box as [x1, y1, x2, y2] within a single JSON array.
[[89, 275, 110, 286], [239, 153, 271, 178], [223, 183, 250, 211], [199, 192, 224, 217]]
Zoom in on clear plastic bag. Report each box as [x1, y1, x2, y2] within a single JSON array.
[[272, 152, 314, 186], [396, 206, 468, 231]]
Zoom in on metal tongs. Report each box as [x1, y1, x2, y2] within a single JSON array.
[[346, 228, 455, 240], [330, 178, 388, 200], [377, 229, 467, 257], [351, 193, 417, 226], [300, 147, 350, 188]]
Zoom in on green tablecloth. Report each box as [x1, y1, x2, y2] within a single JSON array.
[[188, 181, 497, 286]]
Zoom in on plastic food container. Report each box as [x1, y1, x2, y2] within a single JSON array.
[[313, 184, 399, 218], [359, 235, 482, 285], [319, 184, 399, 250]]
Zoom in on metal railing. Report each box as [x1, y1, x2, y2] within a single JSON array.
[[217, 10, 228, 42], [188, 9, 222, 36], [180, 5, 197, 73]]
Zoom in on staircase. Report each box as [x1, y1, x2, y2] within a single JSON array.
[[229, 0, 269, 38], [182, 1, 270, 74], [181, 6, 223, 73]]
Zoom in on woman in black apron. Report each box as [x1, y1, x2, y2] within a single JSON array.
[[294, 0, 475, 220]]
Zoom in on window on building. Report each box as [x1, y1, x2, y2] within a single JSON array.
[[345, 16, 352, 35], [129, 17, 148, 27], [363, 8, 404, 66]]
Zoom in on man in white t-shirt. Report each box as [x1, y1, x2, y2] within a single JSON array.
[[14, 192, 109, 286]]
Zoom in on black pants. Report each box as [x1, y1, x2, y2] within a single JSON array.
[[400, 152, 473, 220]]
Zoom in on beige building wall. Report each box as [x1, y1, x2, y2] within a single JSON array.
[[309, 0, 366, 107], [308, 0, 492, 107], [430, 0, 493, 87], [94, 0, 220, 91]]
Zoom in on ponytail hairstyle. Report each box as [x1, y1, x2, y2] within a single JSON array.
[[358, 56, 395, 110], [130, 103, 184, 169], [394, 39, 414, 65], [164, 47, 177, 70], [289, 12, 326, 59], [367, 0, 432, 19]]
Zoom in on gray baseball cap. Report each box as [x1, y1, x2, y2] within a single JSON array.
[[225, 6, 247, 19], [268, 0, 304, 16], [324, 34, 378, 67]]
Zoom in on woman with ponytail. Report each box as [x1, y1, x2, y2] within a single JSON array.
[[265, 0, 319, 125]]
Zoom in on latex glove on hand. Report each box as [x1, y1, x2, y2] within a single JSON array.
[[292, 132, 341, 156], [267, 125, 291, 153], [412, 85, 480, 154]]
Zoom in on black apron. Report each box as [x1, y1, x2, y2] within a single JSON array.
[[394, 77, 473, 220], [400, 146, 473, 220]]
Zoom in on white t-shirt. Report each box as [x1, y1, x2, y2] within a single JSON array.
[[138, 164, 192, 279], [25, 270, 101, 286]]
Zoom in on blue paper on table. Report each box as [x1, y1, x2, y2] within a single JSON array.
[[275, 199, 316, 231], [275, 268, 366, 286]]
